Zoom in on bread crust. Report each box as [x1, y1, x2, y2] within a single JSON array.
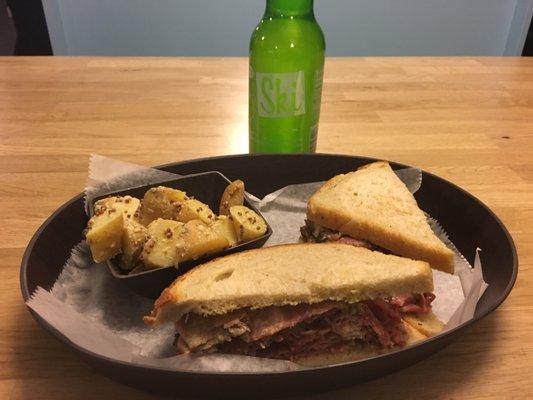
[[404, 311, 445, 337], [144, 243, 433, 326], [307, 161, 455, 273]]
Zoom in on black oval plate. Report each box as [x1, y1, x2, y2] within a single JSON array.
[[20, 154, 518, 398]]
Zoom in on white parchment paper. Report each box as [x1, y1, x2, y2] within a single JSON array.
[[26, 154, 487, 372]]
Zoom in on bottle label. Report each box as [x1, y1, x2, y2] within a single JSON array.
[[255, 71, 306, 118]]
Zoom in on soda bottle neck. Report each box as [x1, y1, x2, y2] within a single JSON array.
[[265, 0, 314, 16]]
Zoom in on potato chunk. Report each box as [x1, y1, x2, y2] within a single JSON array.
[[211, 216, 238, 246], [86, 210, 124, 263], [219, 180, 245, 216], [174, 220, 229, 263], [120, 219, 148, 270], [86, 195, 141, 263], [229, 206, 267, 242], [141, 186, 188, 225], [94, 195, 141, 221], [174, 199, 215, 224], [142, 219, 183, 269]]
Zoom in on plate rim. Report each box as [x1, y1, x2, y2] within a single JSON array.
[[19, 153, 518, 376]]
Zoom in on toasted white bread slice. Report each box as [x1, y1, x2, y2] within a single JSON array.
[[144, 243, 433, 326], [404, 311, 445, 337], [307, 161, 455, 273], [296, 318, 432, 367]]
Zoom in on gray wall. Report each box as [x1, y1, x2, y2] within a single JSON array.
[[43, 0, 533, 56]]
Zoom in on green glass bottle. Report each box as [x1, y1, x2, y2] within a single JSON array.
[[249, 0, 325, 153]]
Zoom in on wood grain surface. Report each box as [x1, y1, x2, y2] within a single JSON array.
[[1, 57, 532, 399]]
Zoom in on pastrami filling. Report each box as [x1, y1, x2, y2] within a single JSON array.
[[175, 293, 435, 360], [300, 219, 387, 252]]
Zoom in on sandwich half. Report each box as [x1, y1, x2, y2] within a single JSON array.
[[301, 161, 455, 274], [144, 243, 444, 366]]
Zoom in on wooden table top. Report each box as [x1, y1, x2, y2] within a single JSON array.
[[1, 56, 532, 399]]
